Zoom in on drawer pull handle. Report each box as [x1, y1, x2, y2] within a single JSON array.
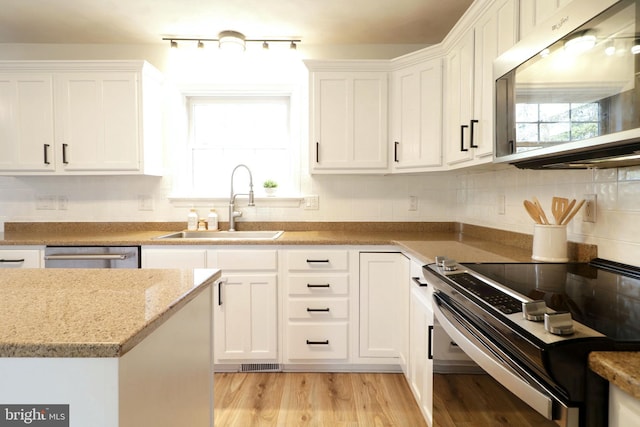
[[307, 283, 331, 288], [306, 340, 329, 345], [0, 258, 25, 263], [412, 276, 428, 287], [306, 259, 330, 263], [306, 307, 330, 312]]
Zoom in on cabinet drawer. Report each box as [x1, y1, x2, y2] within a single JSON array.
[[287, 323, 348, 360], [288, 299, 349, 320], [288, 274, 349, 296], [215, 250, 277, 271], [286, 250, 348, 271], [0, 250, 41, 268]]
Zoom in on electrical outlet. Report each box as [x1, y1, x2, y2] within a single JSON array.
[[408, 196, 418, 211], [498, 195, 506, 215], [583, 194, 597, 223], [57, 196, 68, 210], [303, 195, 319, 210], [35, 196, 57, 210], [138, 195, 154, 211]]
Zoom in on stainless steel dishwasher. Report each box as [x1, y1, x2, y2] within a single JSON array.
[[44, 246, 140, 268]]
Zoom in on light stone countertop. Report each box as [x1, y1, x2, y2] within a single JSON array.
[[589, 352, 640, 400], [0, 268, 220, 358]]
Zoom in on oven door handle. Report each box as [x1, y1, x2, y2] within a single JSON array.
[[432, 292, 557, 421]]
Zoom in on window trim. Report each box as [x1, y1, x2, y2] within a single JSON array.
[[168, 84, 303, 200]]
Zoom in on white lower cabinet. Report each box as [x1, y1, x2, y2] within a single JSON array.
[[283, 248, 352, 364], [609, 383, 640, 427], [359, 252, 409, 363], [0, 247, 43, 268], [408, 260, 434, 426], [211, 249, 278, 364]]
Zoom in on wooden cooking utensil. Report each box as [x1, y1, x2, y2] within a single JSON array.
[[532, 197, 550, 224], [523, 200, 542, 224], [558, 199, 576, 225], [561, 199, 585, 225], [551, 197, 569, 224]]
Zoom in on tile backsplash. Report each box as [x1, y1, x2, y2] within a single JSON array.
[[1, 164, 639, 265]]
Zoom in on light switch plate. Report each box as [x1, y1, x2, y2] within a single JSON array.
[[303, 195, 319, 210]]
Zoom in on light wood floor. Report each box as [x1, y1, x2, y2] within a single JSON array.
[[433, 373, 557, 427], [214, 372, 427, 427], [215, 372, 560, 427]]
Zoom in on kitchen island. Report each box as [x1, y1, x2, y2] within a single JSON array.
[[0, 268, 220, 427]]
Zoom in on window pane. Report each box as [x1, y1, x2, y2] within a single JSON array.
[[516, 123, 539, 142], [571, 103, 599, 122], [516, 104, 539, 122], [539, 103, 570, 122], [540, 122, 570, 142], [571, 122, 599, 140], [188, 96, 294, 195]]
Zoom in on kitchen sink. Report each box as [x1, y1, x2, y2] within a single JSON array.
[[153, 230, 284, 240]]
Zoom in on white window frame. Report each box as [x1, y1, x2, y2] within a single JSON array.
[[169, 85, 303, 201]]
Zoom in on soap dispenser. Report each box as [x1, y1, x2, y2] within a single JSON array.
[[207, 209, 218, 231], [187, 209, 198, 231]]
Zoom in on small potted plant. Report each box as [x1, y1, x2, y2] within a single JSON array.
[[263, 179, 278, 197]]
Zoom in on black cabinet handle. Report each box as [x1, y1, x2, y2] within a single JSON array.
[[306, 340, 329, 345], [217, 281, 223, 306], [460, 125, 469, 152], [394, 141, 400, 162], [0, 258, 25, 263], [306, 307, 330, 312], [509, 140, 515, 154], [43, 144, 50, 165], [306, 259, 330, 263], [412, 276, 428, 287], [316, 142, 320, 163], [470, 119, 479, 148], [307, 283, 331, 288], [428, 325, 434, 360], [62, 143, 69, 164]]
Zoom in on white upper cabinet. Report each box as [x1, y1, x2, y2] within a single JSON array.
[[0, 61, 163, 175], [519, 0, 574, 40], [306, 61, 389, 174], [444, 0, 518, 167], [0, 74, 55, 172], [390, 55, 444, 172]]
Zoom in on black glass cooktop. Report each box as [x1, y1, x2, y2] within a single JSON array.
[[460, 259, 640, 342]]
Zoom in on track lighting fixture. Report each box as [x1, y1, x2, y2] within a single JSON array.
[[162, 31, 301, 52]]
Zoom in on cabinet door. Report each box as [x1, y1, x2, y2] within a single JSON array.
[[359, 252, 408, 359], [445, 30, 475, 166], [390, 58, 443, 171], [473, 0, 518, 159], [55, 72, 140, 171], [311, 72, 388, 173], [409, 285, 434, 426], [520, 0, 574, 40], [141, 248, 208, 268], [214, 274, 278, 361], [0, 74, 55, 172]]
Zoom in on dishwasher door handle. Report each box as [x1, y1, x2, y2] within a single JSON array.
[[44, 254, 129, 261]]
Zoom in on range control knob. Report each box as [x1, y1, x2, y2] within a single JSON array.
[[435, 256, 448, 266], [442, 259, 458, 271], [544, 312, 574, 336], [522, 300, 547, 321]]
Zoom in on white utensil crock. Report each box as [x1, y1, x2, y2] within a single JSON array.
[[532, 224, 568, 262]]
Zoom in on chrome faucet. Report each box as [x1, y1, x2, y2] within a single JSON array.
[[228, 164, 255, 231]]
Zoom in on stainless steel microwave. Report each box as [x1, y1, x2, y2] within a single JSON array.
[[494, 0, 640, 169]]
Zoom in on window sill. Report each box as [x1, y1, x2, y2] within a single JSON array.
[[168, 195, 303, 209]]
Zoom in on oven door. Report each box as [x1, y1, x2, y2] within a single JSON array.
[[433, 292, 579, 427]]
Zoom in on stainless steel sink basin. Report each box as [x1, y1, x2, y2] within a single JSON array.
[[153, 230, 284, 240]]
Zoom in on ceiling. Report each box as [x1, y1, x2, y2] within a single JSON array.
[[0, 0, 474, 46]]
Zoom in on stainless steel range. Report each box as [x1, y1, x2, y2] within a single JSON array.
[[423, 258, 640, 427]]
